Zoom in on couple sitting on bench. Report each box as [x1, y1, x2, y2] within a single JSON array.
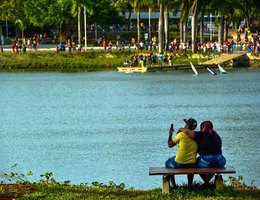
[[166, 118, 226, 187]]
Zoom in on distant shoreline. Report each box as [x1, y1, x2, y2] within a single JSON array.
[[0, 50, 259, 72]]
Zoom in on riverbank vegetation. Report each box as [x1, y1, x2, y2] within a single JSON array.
[[0, 50, 209, 72], [0, 171, 259, 200]]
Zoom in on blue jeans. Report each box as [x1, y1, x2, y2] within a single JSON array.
[[197, 154, 226, 168], [165, 156, 197, 168]]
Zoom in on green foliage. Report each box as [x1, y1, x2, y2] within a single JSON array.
[[1, 171, 33, 184], [229, 175, 256, 189], [0, 169, 259, 200], [0, 51, 130, 72]]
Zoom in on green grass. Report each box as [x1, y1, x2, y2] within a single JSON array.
[[0, 171, 259, 200], [0, 50, 220, 72], [1, 182, 257, 200]]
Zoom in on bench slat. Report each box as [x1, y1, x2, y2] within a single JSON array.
[[149, 166, 236, 175]]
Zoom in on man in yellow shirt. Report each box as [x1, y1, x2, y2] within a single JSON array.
[[165, 118, 198, 187]]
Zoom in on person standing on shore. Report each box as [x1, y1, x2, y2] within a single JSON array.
[[103, 40, 107, 51]]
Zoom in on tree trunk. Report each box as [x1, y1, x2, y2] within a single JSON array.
[[78, 6, 81, 45], [137, 10, 141, 43], [121, 10, 126, 20], [191, 13, 198, 52], [149, 8, 151, 40], [180, 22, 183, 43], [128, 9, 132, 21], [200, 20, 203, 44], [183, 23, 186, 43], [218, 16, 224, 45], [158, 2, 164, 53], [200, 8, 205, 43], [245, 14, 250, 30], [224, 23, 229, 42], [0, 25, 2, 45], [164, 4, 169, 50]]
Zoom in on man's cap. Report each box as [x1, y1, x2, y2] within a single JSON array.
[[183, 118, 197, 129]]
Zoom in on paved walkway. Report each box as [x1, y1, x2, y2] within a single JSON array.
[[203, 53, 245, 65], [0, 44, 105, 52]]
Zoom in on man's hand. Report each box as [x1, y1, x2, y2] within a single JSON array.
[[168, 124, 176, 148]]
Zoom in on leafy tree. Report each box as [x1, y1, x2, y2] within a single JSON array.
[[0, 0, 29, 39], [114, 0, 133, 21], [24, 0, 75, 28], [233, 0, 260, 30]]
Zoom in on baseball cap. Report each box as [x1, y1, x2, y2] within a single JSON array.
[[183, 118, 197, 129]]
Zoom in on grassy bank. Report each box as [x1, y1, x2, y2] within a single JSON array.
[[1, 181, 259, 200], [0, 172, 259, 199], [1, 50, 259, 72], [0, 51, 132, 72], [0, 50, 208, 72]]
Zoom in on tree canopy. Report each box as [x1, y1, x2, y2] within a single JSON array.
[[0, 0, 259, 52]]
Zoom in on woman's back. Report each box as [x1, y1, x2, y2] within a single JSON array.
[[194, 131, 222, 155]]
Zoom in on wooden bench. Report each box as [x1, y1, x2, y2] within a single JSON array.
[[149, 166, 236, 193]]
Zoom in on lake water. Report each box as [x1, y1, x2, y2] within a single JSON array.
[[0, 68, 259, 189]]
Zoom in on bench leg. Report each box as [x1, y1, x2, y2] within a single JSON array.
[[215, 175, 224, 190], [162, 176, 170, 193]]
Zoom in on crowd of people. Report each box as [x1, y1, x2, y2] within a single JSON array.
[[4, 27, 259, 55], [123, 51, 174, 68]]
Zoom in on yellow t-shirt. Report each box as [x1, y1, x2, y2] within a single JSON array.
[[173, 132, 198, 164]]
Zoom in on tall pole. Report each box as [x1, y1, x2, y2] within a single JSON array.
[[84, 6, 87, 50]]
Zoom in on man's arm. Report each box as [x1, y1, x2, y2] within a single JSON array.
[[179, 128, 195, 139], [168, 128, 176, 148]]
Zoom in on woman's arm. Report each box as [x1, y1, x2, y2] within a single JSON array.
[[179, 128, 195, 139]]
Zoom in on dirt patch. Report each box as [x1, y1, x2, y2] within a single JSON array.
[[0, 184, 37, 199]]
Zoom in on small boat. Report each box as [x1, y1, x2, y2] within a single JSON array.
[[207, 67, 217, 75], [190, 62, 198, 75], [117, 66, 147, 73], [118, 61, 147, 73], [218, 64, 227, 74]]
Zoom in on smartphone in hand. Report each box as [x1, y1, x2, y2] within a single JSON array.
[[170, 124, 174, 130]]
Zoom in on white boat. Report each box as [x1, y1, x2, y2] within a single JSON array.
[[218, 64, 227, 74], [207, 67, 217, 75], [190, 62, 198, 75]]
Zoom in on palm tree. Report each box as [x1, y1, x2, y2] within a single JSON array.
[[131, 0, 146, 43], [191, 0, 199, 52], [143, 0, 157, 40], [71, 0, 91, 46], [158, 0, 164, 53], [179, 0, 191, 44], [114, 0, 133, 21], [116, 0, 144, 43], [209, 0, 232, 46], [198, 0, 207, 44], [164, 0, 177, 50]]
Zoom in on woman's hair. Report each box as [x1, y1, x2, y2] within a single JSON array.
[[200, 121, 217, 135]]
